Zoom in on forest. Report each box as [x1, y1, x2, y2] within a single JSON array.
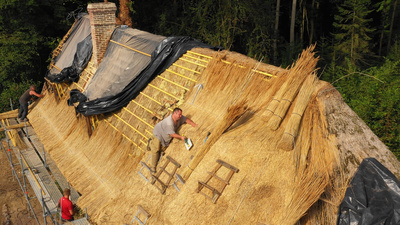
[[0, 0, 399, 155]]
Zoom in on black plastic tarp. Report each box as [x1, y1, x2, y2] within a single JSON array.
[[47, 34, 93, 83], [337, 158, 400, 225], [68, 36, 217, 116]]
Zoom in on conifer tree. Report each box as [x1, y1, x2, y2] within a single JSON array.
[[332, 0, 375, 66]]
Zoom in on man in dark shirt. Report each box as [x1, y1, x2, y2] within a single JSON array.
[[18, 85, 45, 121]]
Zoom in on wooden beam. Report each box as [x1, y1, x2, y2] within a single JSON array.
[[0, 122, 31, 132]]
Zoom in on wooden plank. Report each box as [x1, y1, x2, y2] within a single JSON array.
[[21, 136, 63, 206], [24, 133, 80, 203], [0, 122, 31, 132], [24, 170, 58, 215], [217, 159, 239, 173], [63, 217, 90, 225]]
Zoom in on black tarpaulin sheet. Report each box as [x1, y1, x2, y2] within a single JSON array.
[[337, 158, 400, 225], [83, 27, 165, 100], [47, 34, 93, 83], [68, 36, 217, 116], [46, 13, 92, 83]]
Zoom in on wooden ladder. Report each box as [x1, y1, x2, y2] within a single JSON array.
[[196, 159, 239, 203], [151, 155, 181, 194], [127, 205, 150, 225]]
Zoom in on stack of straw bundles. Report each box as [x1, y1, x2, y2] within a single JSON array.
[[266, 45, 319, 130], [278, 74, 317, 151]]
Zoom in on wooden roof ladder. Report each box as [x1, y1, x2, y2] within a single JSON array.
[[197, 159, 239, 203], [126, 205, 150, 225], [151, 155, 181, 194], [138, 155, 152, 183]]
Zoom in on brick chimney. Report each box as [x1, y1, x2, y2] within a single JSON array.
[[87, 2, 117, 66]]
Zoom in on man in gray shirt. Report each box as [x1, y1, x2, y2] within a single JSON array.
[[149, 108, 197, 172]]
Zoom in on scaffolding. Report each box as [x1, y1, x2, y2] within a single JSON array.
[[0, 115, 90, 225]]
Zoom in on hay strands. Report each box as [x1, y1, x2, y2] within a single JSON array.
[[266, 45, 319, 130], [278, 74, 318, 151], [181, 100, 248, 181]]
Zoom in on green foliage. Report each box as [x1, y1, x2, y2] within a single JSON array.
[[0, 0, 85, 113], [145, 0, 275, 61], [326, 41, 400, 156], [332, 0, 375, 67], [0, 0, 398, 158], [0, 80, 37, 112], [190, 0, 250, 50]]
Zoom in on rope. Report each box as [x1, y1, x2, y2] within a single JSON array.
[[284, 132, 296, 137], [272, 98, 280, 102], [273, 113, 283, 119], [292, 112, 302, 117]]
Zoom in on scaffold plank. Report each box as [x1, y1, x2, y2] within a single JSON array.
[[20, 136, 63, 207], [63, 217, 91, 225], [28, 133, 80, 203], [24, 170, 58, 215]]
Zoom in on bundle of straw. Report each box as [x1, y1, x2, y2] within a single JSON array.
[[0, 103, 38, 120], [0, 122, 31, 132], [266, 45, 319, 130], [10, 129, 27, 149], [278, 96, 337, 224], [181, 100, 248, 181], [278, 75, 317, 151], [0, 109, 19, 120], [264, 76, 290, 119]]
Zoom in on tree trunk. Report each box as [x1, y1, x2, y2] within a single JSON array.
[[379, 0, 389, 56], [387, 0, 398, 53], [273, 0, 281, 65], [309, 0, 316, 45], [290, 0, 297, 58], [300, 0, 305, 45], [116, 0, 133, 27]]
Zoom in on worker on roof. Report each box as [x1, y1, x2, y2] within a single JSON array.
[[149, 107, 197, 173], [18, 85, 45, 121], [59, 188, 74, 222]]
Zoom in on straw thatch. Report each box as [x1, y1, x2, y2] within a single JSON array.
[[278, 74, 317, 151], [23, 41, 400, 225], [0, 122, 31, 132], [265, 45, 319, 131], [0, 103, 38, 120]]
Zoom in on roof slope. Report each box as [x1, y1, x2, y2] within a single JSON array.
[[27, 31, 400, 224]]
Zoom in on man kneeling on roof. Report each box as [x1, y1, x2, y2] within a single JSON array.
[[149, 107, 197, 173]]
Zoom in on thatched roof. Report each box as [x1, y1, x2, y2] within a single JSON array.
[[26, 30, 400, 224]]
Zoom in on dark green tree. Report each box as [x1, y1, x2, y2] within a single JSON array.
[[332, 0, 375, 67], [333, 41, 400, 155], [0, 0, 85, 112]]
